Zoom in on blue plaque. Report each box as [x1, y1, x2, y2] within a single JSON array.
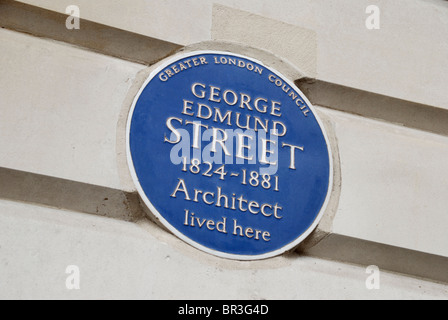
[[127, 51, 333, 260]]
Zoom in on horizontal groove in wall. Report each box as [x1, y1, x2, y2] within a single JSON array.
[[296, 78, 448, 137], [0, 0, 182, 66], [0, 167, 144, 222], [302, 233, 448, 285]]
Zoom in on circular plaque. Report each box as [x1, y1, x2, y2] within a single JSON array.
[[127, 51, 332, 260]]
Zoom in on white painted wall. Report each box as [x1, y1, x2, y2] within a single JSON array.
[[2, 28, 447, 261], [320, 108, 448, 257], [17, 0, 448, 109], [0, 199, 446, 300], [0, 28, 144, 190], [1, 1, 448, 299]]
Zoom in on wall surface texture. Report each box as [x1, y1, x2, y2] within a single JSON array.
[[1, 0, 447, 299]]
